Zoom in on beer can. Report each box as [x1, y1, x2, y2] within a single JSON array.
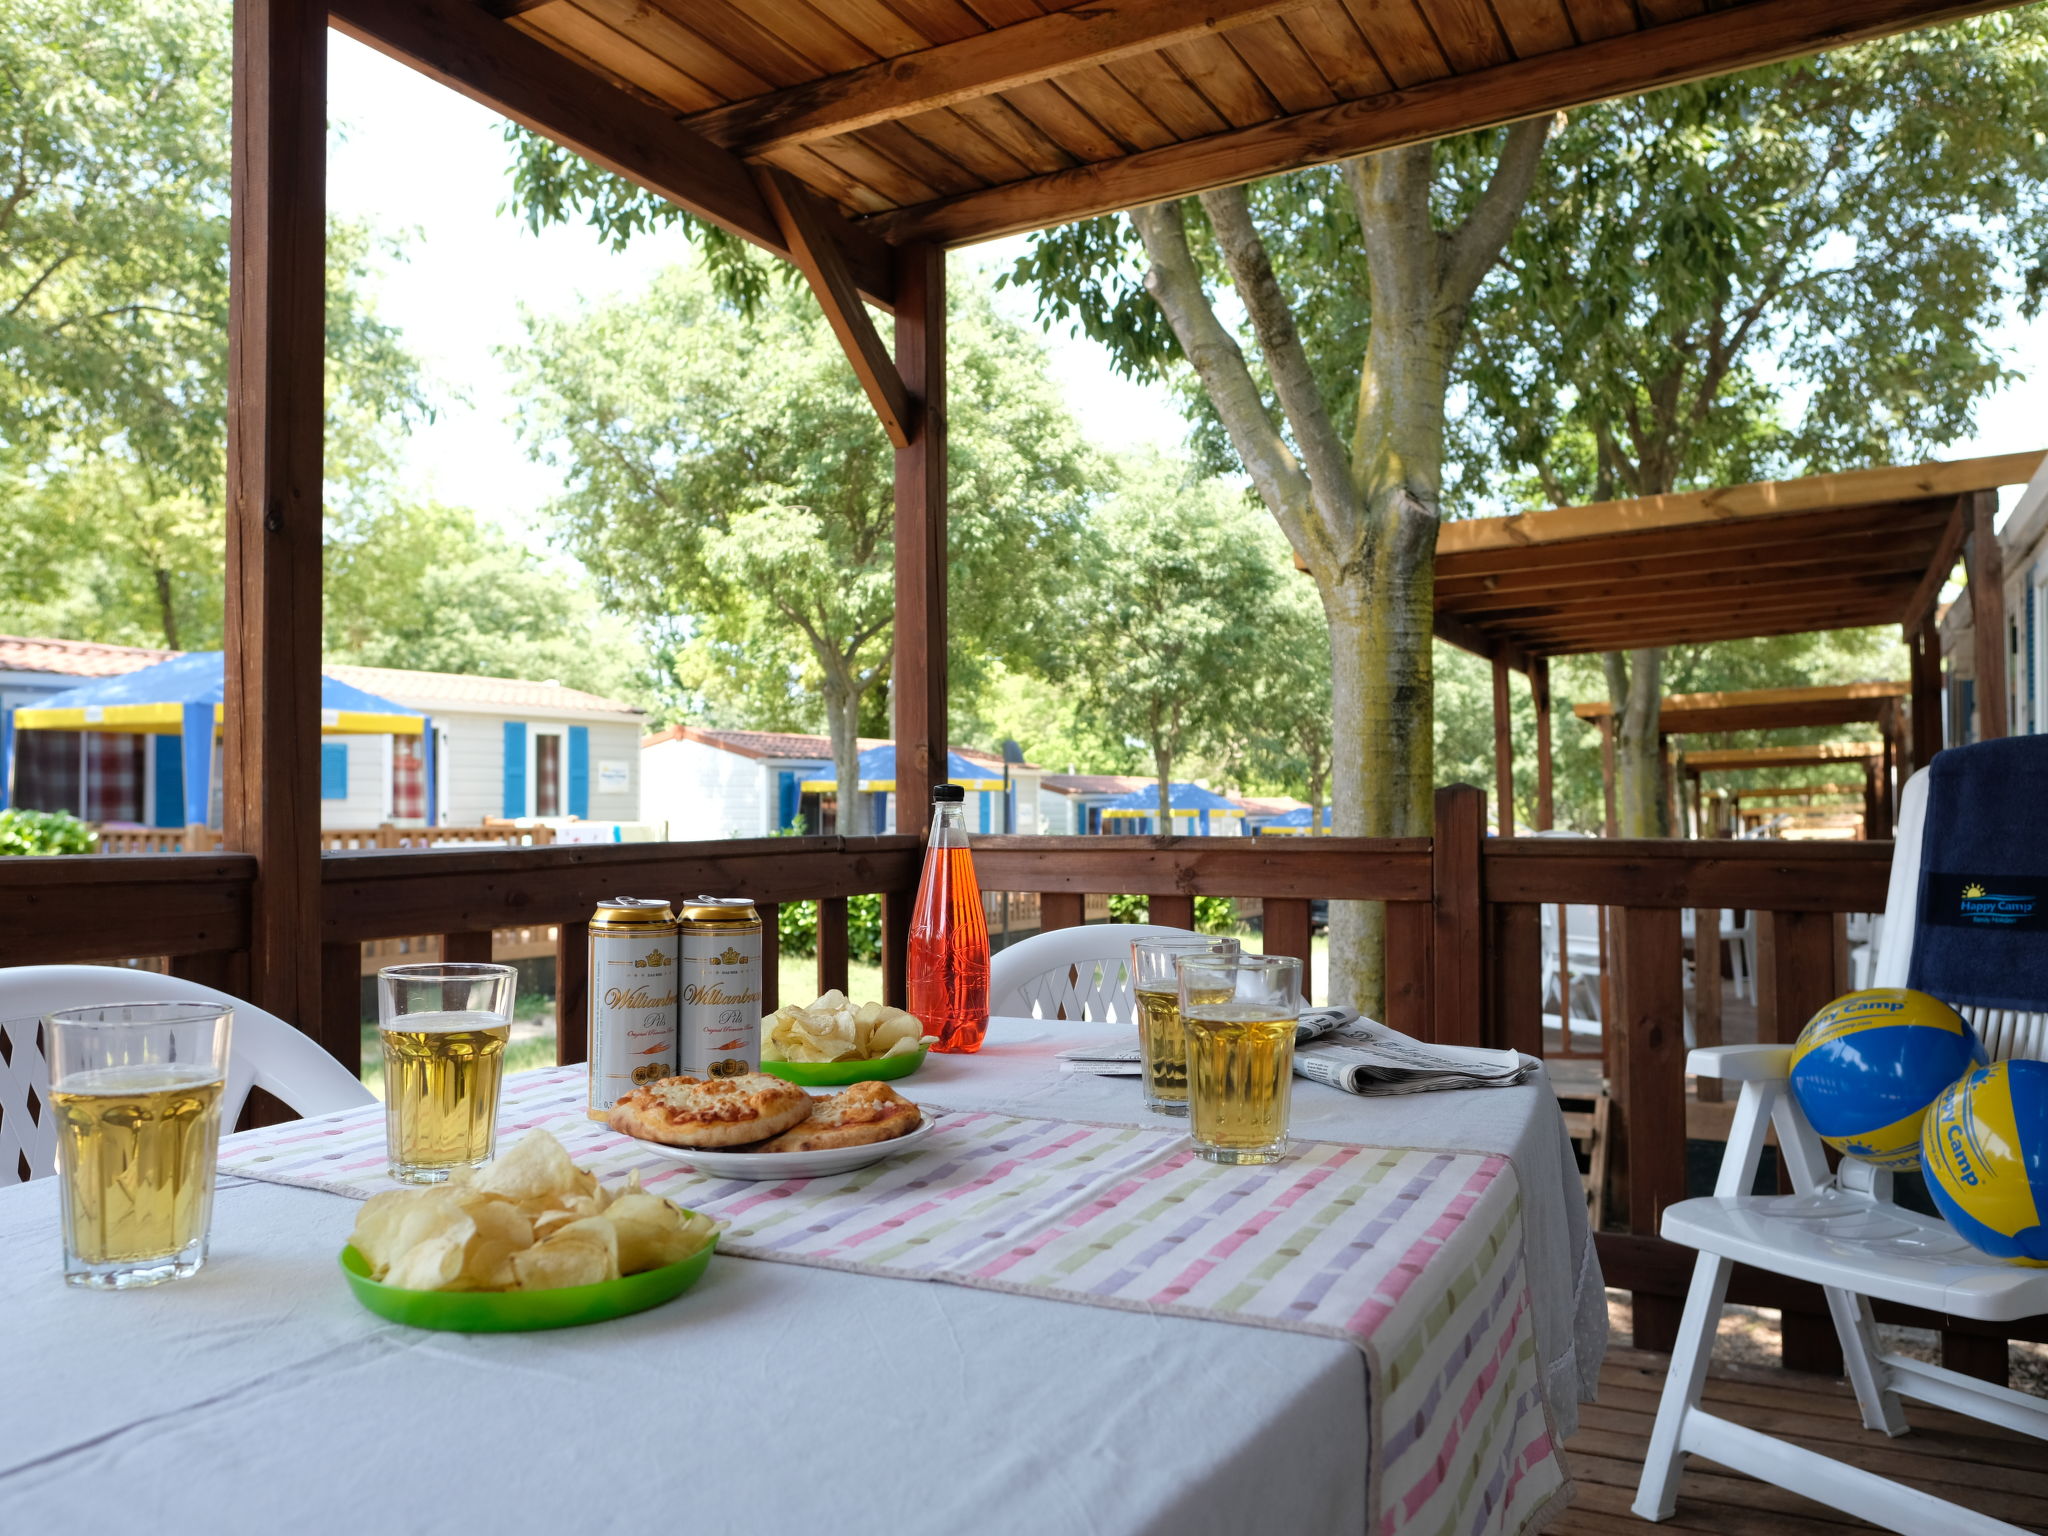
[[680, 896, 763, 1078], [587, 897, 679, 1120]]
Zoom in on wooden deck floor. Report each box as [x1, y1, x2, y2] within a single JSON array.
[[1553, 1347, 2048, 1535]]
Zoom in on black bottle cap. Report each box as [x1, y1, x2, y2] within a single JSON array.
[[932, 784, 965, 803]]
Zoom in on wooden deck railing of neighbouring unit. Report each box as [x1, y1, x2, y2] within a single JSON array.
[[86, 822, 559, 854]]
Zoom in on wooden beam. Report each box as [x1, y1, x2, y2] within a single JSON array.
[[689, 0, 1313, 155], [1569, 680, 1910, 736], [1440, 550, 1935, 615], [1437, 452, 2038, 559], [226, 0, 327, 1044], [1492, 654, 1514, 836], [326, 0, 896, 310], [1486, 577, 1919, 634], [757, 167, 913, 448], [1686, 742, 1883, 773], [1531, 656, 1553, 832], [892, 244, 947, 838], [868, 0, 2028, 246], [1528, 601, 1908, 653], [1964, 488, 2008, 739], [1909, 608, 1943, 770], [1903, 493, 1970, 635], [1433, 609, 1531, 674]]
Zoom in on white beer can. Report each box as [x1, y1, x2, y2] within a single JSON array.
[[680, 897, 763, 1078], [586, 897, 679, 1119]]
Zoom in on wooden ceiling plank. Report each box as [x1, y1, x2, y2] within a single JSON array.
[[1275, 3, 1394, 98], [1224, 17, 1343, 114], [502, 12, 676, 115], [1434, 610, 1531, 673], [1041, 65, 1180, 151], [1557, 0, 1635, 41], [996, 77, 1133, 162], [940, 93, 1079, 175], [528, 3, 723, 112], [573, 0, 769, 101], [759, 142, 897, 213], [1902, 493, 1970, 636], [1438, 551, 1936, 613], [738, 0, 888, 70], [757, 167, 915, 448], [1103, 49, 1236, 139], [1637, 0, 1710, 23], [854, 118, 992, 195], [331, 0, 898, 306], [680, 0, 839, 87], [893, 103, 1036, 182], [1688, 743, 1885, 771], [1435, 508, 1950, 589], [687, 0, 1316, 153], [1424, 0, 1518, 71], [1530, 604, 1907, 650], [1162, 34, 1286, 127], [804, 132, 947, 208], [867, 0, 2019, 246], [1488, 0, 1577, 57], [1334, 0, 1454, 87], [883, 0, 991, 45], [1502, 584, 1914, 633]]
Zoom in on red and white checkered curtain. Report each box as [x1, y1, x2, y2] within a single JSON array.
[[534, 734, 561, 818], [13, 730, 81, 814], [391, 735, 425, 820], [84, 734, 146, 823]]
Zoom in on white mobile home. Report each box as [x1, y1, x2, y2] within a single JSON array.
[[1940, 458, 2048, 744]]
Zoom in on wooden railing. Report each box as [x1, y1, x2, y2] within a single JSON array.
[[4, 791, 2036, 1377], [87, 822, 558, 854]]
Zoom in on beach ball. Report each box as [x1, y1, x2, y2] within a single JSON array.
[[1788, 989, 1984, 1170], [1922, 1061, 2048, 1266]]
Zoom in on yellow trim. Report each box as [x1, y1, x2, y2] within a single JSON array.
[[797, 777, 1007, 793], [15, 703, 422, 736], [1100, 805, 1246, 819]]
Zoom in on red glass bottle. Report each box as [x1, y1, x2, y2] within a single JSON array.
[[908, 785, 990, 1053]]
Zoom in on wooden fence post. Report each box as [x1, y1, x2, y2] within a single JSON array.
[[1430, 785, 1485, 1046], [1486, 902, 1542, 1059], [1613, 905, 1687, 1352], [555, 919, 588, 1066], [1262, 898, 1313, 1007], [1149, 893, 1195, 930], [892, 242, 947, 836]]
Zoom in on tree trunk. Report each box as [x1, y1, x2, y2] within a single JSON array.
[[154, 567, 180, 650], [1153, 743, 1173, 830], [824, 683, 865, 836], [1604, 648, 1667, 837]]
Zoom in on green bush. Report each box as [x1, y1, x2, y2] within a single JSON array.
[[777, 894, 884, 964], [0, 808, 96, 856], [1105, 893, 1242, 936]]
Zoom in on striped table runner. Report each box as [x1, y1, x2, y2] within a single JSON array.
[[221, 1067, 1566, 1536]]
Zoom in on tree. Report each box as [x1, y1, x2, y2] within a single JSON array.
[[1061, 455, 1287, 821], [1459, 14, 2048, 831], [323, 501, 647, 701], [1235, 576, 1334, 824], [1008, 126, 1548, 1007], [0, 0, 427, 651], [510, 266, 1096, 832]]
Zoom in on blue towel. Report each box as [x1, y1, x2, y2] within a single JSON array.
[[1906, 736, 2048, 1013]]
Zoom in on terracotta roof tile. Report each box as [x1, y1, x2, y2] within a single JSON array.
[[323, 664, 642, 717], [1042, 773, 1150, 795], [642, 725, 1042, 770], [0, 634, 177, 679]]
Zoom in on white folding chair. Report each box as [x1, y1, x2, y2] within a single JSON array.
[[988, 924, 1203, 1024], [1, 964, 375, 1186], [1635, 762, 2048, 1536]]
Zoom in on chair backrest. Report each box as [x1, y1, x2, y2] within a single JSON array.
[[0, 964, 376, 1185], [1872, 768, 2048, 1062], [988, 924, 1208, 1024]]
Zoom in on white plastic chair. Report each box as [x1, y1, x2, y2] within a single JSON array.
[[1635, 762, 2048, 1536], [1718, 909, 1755, 1000], [988, 924, 1205, 1024], [1, 964, 375, 1186], [1540, 903, 1605, 1024]]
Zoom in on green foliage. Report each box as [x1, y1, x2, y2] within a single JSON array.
[[323, 502, 646, 700], [0, 807, 95, 856], [1103, 894, 1242, 935], [776, 895, 883, 965]]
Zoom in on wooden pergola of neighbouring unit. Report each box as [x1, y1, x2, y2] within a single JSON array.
[[1432, 454, 2040, 835], [1685, 740, 1887, 832], [1573, 680, 1910, 837], [212, 0, 2033, 1031]]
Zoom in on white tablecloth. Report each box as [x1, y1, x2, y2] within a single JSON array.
[[0, 1019, 1601, 1536]]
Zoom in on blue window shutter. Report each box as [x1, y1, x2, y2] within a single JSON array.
[[320, 742, 349, 800], [153, 735, 183, 826], [568, 725, 590, 817], [778, 771, 799, 832], [503, 722, 527, 816]]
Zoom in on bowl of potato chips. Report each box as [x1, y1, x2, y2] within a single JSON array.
[[758, 992, 937, 1086], [338, 1131, 720, 1332]]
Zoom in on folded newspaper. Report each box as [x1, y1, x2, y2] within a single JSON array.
[[1058, 1007, 1538, 1096]]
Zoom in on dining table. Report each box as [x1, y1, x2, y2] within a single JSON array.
[[0, 1016, 1604, 1536]]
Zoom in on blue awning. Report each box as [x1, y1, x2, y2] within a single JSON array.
[[799, 743, 1007, 792]]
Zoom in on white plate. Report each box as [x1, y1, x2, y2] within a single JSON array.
[[628, 1115, 943, 1182]]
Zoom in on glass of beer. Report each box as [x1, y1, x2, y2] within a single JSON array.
[[47, 1001, 233, 1289], [1130, 935, 1240, 1117], [378, 962, 517, 1184], [1179, 954, 1302, 1164]]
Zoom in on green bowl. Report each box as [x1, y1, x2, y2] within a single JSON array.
[[338, 1235, 717, 1333], [758, 1047, 927, 1087]]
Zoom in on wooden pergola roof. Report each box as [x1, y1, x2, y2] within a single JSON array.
[[334, 0, 2015, 271], [1572, 680, 1906, 735], [1433, 453, 2040, 665], [1684, 742, 1883, 774]]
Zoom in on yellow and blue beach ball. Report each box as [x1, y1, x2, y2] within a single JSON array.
[[1788, 989, 1985, 1170], [1921, 1061, 2048, 1266]]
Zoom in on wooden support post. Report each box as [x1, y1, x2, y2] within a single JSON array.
[[1487, 902, 1542, 1058], [1492, 653, 1514, 836], [1612, 905, 1687, 1352], [758, 902, 781, 1015], [892, 243, 947, 838], [1600, 717, 1618, 838], [1964, 488, 2008, 740], [1149, 893, 1195, 930], [1261, 898, 1312, 1007], [440, 931, 493, 965], [225, 0, 327, 1046], [1039, 892, 1085, 931], [1756, 908, 1847, 1375], [1430, 785, 1486, 1047], [817, 896, 851, 996], [880, 892, 909, 1007], [1531, 656, 1554, 832], [319, 941, 362, 1076], [1909, 609, 1944, 769], [1693, 909, 1723, 1103], [1940, 1329, 2011, 1387], [1383, 901, 1431, 1038], [555, 919, 588, 1066]]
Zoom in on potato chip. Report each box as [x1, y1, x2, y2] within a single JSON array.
[[470, 1130, 595, 1204], [511, 1216, 619, 1291], [605, 1192, 710, 1274], [351, 1188, 470, 1276], [764, 994, 931, 1064], [384, 1230, 472, 1291]]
